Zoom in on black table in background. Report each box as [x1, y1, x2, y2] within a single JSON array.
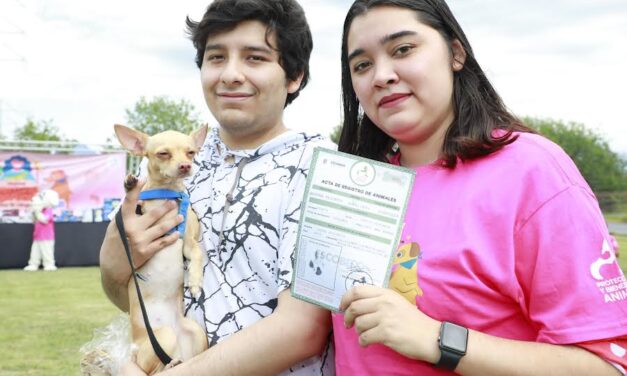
[[0, 222, 109, 269]]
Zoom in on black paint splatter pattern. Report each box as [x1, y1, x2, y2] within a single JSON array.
[[183, 128, 334, 375]]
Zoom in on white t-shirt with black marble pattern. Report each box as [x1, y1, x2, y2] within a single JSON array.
[[184, 127, 335, 375]]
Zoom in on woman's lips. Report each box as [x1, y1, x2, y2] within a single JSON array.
[[379, 93, 410, 108]]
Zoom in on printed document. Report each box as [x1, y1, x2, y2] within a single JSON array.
[[291, 148, 415, 311]]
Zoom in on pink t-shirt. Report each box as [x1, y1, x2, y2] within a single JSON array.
[[333, 132, 627, 375], [33, 207, 55, 241]]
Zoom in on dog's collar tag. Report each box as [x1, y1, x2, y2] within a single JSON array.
[[138, 189, 190, 236]]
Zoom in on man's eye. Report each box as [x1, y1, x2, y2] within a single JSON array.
[[206, 54, 224, 62], [247, 55, 266, 62]]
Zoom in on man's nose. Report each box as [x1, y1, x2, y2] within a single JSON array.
[[221, 59, 245, 85]]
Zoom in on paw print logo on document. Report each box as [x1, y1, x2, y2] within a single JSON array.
[[389, 241, 423, 304]]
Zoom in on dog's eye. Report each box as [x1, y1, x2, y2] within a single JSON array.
[[157, 152, 171, 158], [187, 151, 196, 158]]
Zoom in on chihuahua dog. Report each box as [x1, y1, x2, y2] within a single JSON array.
[[114, 124, 209, 374]]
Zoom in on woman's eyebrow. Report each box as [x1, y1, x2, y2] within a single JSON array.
[[348, 30, 418, 62]]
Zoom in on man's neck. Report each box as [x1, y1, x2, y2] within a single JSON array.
[[219, 124, 289, 150]]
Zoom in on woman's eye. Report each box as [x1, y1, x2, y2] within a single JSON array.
[[393, 45, 414, 56], [353, 61, 371, 73]]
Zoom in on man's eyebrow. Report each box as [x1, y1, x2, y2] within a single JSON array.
[[347, 30, 418, 62], [203, 43, 273, 54], [242, 45, 273, 54], [204, 43, 222, 51]]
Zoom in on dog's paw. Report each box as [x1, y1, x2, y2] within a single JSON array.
[[190, 285, 202, 299], [124, 174, 138, 192]]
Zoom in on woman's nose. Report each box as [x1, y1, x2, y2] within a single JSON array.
[[373, 60, 399, 88]]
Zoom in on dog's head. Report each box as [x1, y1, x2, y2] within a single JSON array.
[[114, 124, 209, 186]]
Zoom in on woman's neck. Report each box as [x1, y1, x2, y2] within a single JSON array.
[[397, 132, 445, 167]]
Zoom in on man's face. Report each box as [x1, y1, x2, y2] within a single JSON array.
[[200, 20, 302, 149]]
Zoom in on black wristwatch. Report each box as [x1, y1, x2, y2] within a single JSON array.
[[435, 321, 468, 371]]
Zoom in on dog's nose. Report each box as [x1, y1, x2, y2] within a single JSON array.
[[179, 163, 191, 174]]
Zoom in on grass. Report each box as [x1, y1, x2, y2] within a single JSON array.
[[0, 267, 119, 376], [616, 234, 627, 272], [606, 213, 627, 223], [1, 242, 626, 376]]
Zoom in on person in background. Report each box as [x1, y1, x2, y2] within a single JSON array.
[[98, 0, 335, 374], [24, 190, 59, 271], [334, 0, 627, 374]]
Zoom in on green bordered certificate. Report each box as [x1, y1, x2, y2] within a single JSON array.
[[291, 147, 415, 311]]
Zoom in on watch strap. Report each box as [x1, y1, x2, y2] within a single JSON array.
[[435, 346, 464, 370], [435, 321, 468, 371]]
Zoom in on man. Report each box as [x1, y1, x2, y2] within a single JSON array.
[[99, 0, 335, 374]]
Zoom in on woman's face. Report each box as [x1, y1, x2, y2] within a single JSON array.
[[347, 6, 465, 151]]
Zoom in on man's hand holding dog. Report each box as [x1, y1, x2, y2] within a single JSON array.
[[99, 177, 183, 312], [121, 177, 183, 268]]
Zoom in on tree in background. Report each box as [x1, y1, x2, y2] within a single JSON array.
[[330, 123, 342, 144], [14, 118, 62, 141], [12, 118, 77, 142], [525, 117, 627, 212], [125, 96, 202, 135]]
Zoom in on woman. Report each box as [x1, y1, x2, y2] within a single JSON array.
[[334, 0, 627, 375]]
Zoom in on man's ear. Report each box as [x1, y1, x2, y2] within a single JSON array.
[[286, 72, 305, 94], [451, 39, 467, 72]]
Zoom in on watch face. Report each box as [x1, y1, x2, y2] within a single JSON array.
[[441, 322, 468, 354]]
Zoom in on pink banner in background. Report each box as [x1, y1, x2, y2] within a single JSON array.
[[0, 151, 126, 222]]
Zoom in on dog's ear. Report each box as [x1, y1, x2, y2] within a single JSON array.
[[190, 124, 209, 150], [114, 124, 149, 156]]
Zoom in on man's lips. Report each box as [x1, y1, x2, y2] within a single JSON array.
[[217, 92, 253, 99], [378, 93, 410, 108]]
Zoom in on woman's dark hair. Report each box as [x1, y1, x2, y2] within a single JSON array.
[[338, 0, 533, 167], [185, 0, 313, 106]]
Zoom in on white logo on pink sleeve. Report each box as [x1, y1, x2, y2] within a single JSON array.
[[591, 239, 627, 303], [591, 240, 617, 280]]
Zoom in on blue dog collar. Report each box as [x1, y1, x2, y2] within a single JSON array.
[[138, 189, 190, 236]]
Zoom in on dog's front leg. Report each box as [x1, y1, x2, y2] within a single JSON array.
[[124, 174, 139, 192], [183, 210, 204, 298]]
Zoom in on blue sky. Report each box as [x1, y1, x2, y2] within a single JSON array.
[[1, 0, 625, 154]]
